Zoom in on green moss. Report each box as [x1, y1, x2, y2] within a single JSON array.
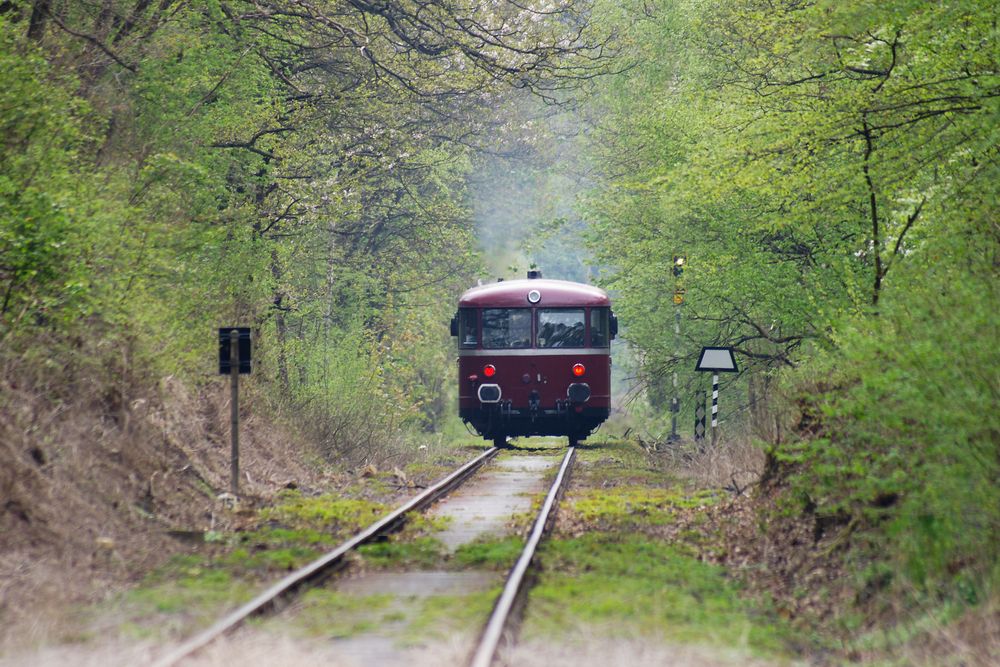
[[234, 545, 324, 571], [357, 536, 447, 568], [567, 485, 720, 530], [252, 526, 339, 546], [526, 534, 791, 656], [453, 536, 525, 570], [407, 512, 451, 533], [260, 491, 386, 533], [122, 564, 257, 636], [402, 587, 500, 643], [290, 589, 395, 638]]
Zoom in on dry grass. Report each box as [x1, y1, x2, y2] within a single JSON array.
[[0, 362, 334, 655], [0, 628, 473, 667], [1, 627, 792, 667], [650, 430, 766, 494], [681, 434, 765, 493], [856, 593, 1000, 667], [507, 636, 796, 667]]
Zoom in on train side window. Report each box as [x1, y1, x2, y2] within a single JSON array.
[[458, 308, 478, 348], [590, 308, 610, 347], [482, 308, 532, 348], [537, 309, 585, 348]]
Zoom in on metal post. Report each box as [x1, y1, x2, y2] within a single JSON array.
[[229, 329, 240, 496], [668, 309, 681, 443], [710, 373, 719, 447]]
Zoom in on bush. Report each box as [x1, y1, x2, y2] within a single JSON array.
[[778, 247, 999, 600]]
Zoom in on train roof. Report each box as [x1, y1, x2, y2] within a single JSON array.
[[458, 278, 611, 308]]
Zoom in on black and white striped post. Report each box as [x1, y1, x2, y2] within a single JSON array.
[[695, 347, 738, 447], [711, 373, 720, 446]]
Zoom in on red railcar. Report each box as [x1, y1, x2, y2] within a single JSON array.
[[451, 271, 617, 447]]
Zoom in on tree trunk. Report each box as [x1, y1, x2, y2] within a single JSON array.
[[26, 0, 50, 41], [862, 115, 883, 308], [270, 249, 289, 394]]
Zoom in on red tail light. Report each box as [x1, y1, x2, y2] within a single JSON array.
[[483, 364, 496, 378], [572, 363, 586, 377]]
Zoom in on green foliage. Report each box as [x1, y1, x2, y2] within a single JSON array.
[[780, 254, 1000, 596], [0, 0, 614, 456], [0, 18, 91, 325], [584, 0, 999, 419], [578, 0, 999, 628]]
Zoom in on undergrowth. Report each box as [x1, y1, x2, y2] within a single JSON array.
[[777, 261, 999, 612]]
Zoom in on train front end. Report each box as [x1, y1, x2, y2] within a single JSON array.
[[452, 272, 616, 447]]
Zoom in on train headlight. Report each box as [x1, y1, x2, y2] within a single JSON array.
[[478, 384, 502, 403], [483, 364, 496, 378], [572, 363, 586, 377]]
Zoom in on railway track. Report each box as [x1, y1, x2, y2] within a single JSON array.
[[150, 446, 500, 667], [469, 445, 576, 667], [151, 444, 577, 667]]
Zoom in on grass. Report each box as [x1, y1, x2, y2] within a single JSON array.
[[453, 536, 525, 570], [526, 533, 790, 656], [108, 487, 453, 641], [568, 485, 720, 530], [517, 433, 797, 661], [259, 491, 386, 532], [285, 589, 395, 638], [353, 512, 451, 568], [219, 545, 325, 572], [115, 556, 260, 639], [357, 536, 448, 568], [128, 567, 246, 614], [402, 587, 500, 643], [113, 433, 791, 657]]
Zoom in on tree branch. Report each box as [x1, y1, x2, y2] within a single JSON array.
[[47, 12, 137, 72]]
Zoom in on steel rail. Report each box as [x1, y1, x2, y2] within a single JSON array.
[[468, 446, 576, 667], [151, 446, 500, 667]]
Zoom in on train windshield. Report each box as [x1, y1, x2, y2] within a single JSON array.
[[537, 309, 585, 348], [482, 308, 532, 348], [458, 308, 478, 348], [590, 308, 610, 347]]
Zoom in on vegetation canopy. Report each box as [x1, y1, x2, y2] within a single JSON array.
[[0, 0, 997, 662], [583, 0, 998, 633]]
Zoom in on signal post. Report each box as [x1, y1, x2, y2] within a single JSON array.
[[219, 328, 251, 496], [667, 255, 685, 444]]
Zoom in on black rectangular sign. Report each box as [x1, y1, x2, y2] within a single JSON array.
[[218, 327, 252, 374]]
